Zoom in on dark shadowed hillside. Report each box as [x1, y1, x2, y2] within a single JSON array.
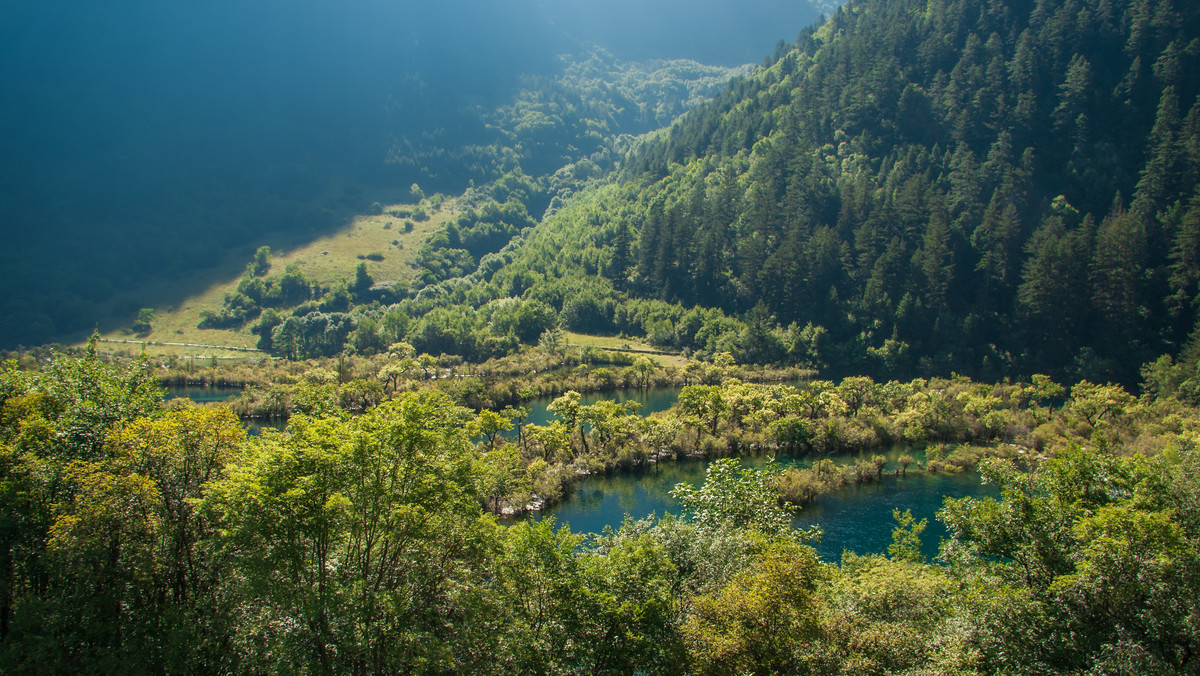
[[0, 0, 562, 348], [0, 0, 830, 350]]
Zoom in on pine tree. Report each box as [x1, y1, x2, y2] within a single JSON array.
[[1091, 207, 1151, 360], [919, 197, 955, 310], [606, 222, 633, 288], [1017, 215, 1091, 372]]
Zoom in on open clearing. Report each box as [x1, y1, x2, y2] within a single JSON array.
[[85, 201, 686, 368], [563, 331, 685, 367], [93, 201, 455, 358]]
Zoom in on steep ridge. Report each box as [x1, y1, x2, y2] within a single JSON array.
[[507, 0, 1200, 385]]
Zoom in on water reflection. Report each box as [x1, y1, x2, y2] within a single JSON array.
[[538, 454, 997, 562], [163, 384, 244, 403], [514, 386, 685, 432]]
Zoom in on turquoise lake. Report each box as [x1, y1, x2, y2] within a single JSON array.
[[519, 385, 996, 560], [168, 380, 998, 559], [535, 456, 995, 562]]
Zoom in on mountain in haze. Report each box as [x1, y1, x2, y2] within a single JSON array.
[[475, 0, 1200, 386], [0, 0, 831, 350], [540, 0, 824, 65]]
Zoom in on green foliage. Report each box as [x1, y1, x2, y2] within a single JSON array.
[[201, 263, 324, 330], [248, 245, 271, 277], [818, 553, 959, 672], [0, 353, 249, 672], [887, 508, 927, 563], [484, 50, 751, 180], [1068, 380, 1137, 427], [5, 344, 1200, 674], [671, 458, 801, 540], [268, 311, 357, 360], [939, 445, 1200, 672], [131, 307, 155, 336], [490, 518, 586, 670], [43, 405, 245, 672], [200, 391, 492, 673], [476, 0, 1200, 385], [682, 540, 824, 674]]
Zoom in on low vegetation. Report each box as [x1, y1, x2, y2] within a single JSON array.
[[1, 346, 1198, 673]]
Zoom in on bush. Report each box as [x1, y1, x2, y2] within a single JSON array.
[[132, 307, 155, 336], [698, 435, 729, 457], [770, 416, 813, 449]]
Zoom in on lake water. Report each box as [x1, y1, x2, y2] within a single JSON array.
[[790, 470, 997, 561], [163, 384, 245, 403], [518, 386, 685, 428], [517, 384, 998, 560], [536, 453, 997, 562]]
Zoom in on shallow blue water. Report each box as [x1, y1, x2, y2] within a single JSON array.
[[791, 470, 997, 561], [537, 456, 996, 562]]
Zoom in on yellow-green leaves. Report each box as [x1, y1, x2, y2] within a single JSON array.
[[198, 391, 493, 672], [683, 541, 824, 674]]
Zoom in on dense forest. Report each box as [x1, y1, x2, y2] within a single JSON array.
[[448, 0, 1200, 387]]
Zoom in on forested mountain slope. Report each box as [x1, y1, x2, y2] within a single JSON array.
[[505, 0, 1200, 385]]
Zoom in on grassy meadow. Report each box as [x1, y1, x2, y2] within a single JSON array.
[[91, 200, 456, 359], [563, 331, 685, 367]]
